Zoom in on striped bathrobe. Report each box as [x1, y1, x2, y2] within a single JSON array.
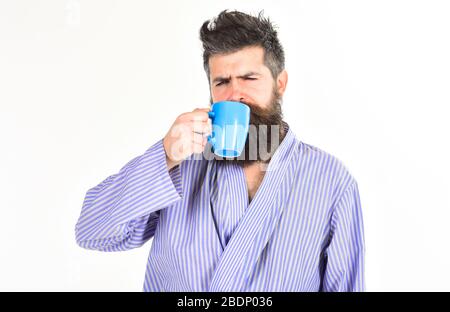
[[75, 123, 365, 292]]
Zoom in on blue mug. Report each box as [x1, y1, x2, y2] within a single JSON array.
[[207, 101, 250, 158]]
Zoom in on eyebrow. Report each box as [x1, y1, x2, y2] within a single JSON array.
[[212, 72, 261, 84]]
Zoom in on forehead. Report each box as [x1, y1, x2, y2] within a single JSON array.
[[208, 46, 269, 77]]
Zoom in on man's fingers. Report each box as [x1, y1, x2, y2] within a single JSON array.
[[191, 121, 212, 135], [177, 108, 210, 122], [191, 132, 206, 145], [190, 108, 211, 122], [190, 139, 207, 154]]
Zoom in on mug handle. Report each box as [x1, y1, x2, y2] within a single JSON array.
[[207, 111, 215, 145]]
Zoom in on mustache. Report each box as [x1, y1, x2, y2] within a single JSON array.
[[208, 90, 285, 165], [207, 97, 283, 127], [247, 103, 283, 126]]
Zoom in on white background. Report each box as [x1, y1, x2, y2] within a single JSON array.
[[1, 0, 449, 291]]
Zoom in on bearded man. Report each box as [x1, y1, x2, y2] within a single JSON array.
[[76, 10, 365, 292]]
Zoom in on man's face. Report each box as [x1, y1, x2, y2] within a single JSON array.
[[207, 46, 288, 165], [208, 46, 284, 109]]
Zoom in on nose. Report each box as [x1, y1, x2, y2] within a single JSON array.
[[226, 80, 248, 103]]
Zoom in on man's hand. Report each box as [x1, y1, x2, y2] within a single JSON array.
[[163, 108, 212, 170]]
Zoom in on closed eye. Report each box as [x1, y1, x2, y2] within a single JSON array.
[[215, 77, 257, 87], [215, 81, 227, 87]]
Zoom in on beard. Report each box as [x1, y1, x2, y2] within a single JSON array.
[[209, 86, 287, 167]]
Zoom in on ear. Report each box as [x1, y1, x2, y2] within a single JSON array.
[[276, 70, 288, 96]]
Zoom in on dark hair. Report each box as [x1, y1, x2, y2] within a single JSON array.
[[199, 10, 285, 82]]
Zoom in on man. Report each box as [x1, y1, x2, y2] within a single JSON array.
[[75, 10, 365, 292]]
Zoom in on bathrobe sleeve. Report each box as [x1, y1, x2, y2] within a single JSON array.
[[321, 180, 366, 292], [75, 139, 183, 251]]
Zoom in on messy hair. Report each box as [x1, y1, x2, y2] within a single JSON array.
[[199, 10, 285, 82]]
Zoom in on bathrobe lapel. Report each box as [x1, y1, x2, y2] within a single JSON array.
[[209, 127, 298, 291]]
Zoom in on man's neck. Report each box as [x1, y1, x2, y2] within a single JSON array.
[[243, 122, 288, 202], [243, 162, 266, 203]]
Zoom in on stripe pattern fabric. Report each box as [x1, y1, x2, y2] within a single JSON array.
[[75, 123, 365, 291]]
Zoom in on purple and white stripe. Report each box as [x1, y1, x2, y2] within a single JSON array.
[[75, 123, 365, 291]]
